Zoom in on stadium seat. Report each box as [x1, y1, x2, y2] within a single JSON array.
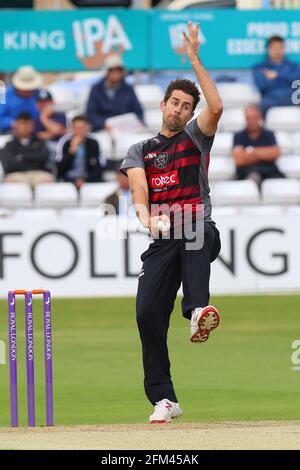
[[261, 178, 300, 204], [134, 84, 164, 109], [211, 133, 233, 156], [35, 183, 78, 208], [277, 156, 300, 178], [293, 133, 300, 154], [217, 83, 260, 107], [0, 183, 32, 208], [80, 182, 119, 206], [211, 180, 260, 206], [209, 156, 235, 181], [77, 85, 92, 112], [266, 107, 300, 132], [114, 131, 153, 161], [65, 109, 80, 127], [144, 109, 162, 133], [106, 113, 145, 134], [218, 108, 246, 132], [275, 132, 295, 155], [0, 208, 12, 218], [0, 134, 13, 149], [48, 85, 78, 112], [92, 131, 114, 160]]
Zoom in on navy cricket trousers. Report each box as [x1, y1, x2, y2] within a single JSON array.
[[136, 222, 221, 405]]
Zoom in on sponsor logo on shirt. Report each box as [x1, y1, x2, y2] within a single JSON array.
[[149, 170, 179, 189], [144, 152, 157, 160]]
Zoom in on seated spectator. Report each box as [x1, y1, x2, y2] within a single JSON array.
[[35, 89, 67, 142], [232, 105, 284, 186], [105, 170, 135, 216], [1, 112, 54, 188], [0, 66, 42, 133], [86, 55, 144, 132], [253, 36, 300, 117], [56, 115, 103, 189]]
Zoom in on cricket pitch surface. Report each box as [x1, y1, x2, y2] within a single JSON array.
[[0, 421, 300, 450]]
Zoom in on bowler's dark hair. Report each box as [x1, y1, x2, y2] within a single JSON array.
[[164, 79, 200, 111], [267, 36, 284, 48]]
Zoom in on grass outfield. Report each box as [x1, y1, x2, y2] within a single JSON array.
[[0, 295, 300, 427]]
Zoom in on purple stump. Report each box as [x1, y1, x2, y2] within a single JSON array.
[[25, 291, 35, 427], [43, 291, 54, 426], [8, 291, 18, 427]]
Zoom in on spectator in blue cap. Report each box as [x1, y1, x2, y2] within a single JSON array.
[[35, 89, 67, 144]]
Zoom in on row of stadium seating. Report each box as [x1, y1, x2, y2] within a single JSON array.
[[48, 82, 260, 114], [0, 179, 299, 209], [1, 127, 300, 162]]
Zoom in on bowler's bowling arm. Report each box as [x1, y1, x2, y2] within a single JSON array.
[[127, 167, 150, 228]]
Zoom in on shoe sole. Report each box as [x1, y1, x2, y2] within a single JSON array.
[[149, 415, 181, 424], [190, 306, 220, 343], [149, 411, 183, 424]]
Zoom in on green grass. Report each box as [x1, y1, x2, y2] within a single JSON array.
[[0, 295, 300, 426]]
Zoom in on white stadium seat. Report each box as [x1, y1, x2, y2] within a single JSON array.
[[211, 180, 260, 206], [217, 82, 260, 107], [77, 85, 92, 112], [106, 113, 145, 134], [209, 156, 235, 181], [218, 108, 246, 133], [0, 134, 13, 148], [266, 106, 300, 132], [277, 156, 300, 178], [48, 85, 78, 112], [134, 84, 164, 109], [261, 178, 300, 205], [144, 109, 162, 133], [35, 183, 78, 208], [275, 131, 295, 155], [293, 133, 300, 154], [92, 131, 114, 160], [0, 183, 32, 208], [80, 182, 118, 206], [114, 131, 153, 161], [210, 133, 233, 156]]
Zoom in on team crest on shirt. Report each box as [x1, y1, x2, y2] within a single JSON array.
[[154, 153, 168, 169]]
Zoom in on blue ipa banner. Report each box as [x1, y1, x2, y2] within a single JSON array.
[[151, 10, 300, 69], [0, 9, 300, 71], [0, 9, 149, 72]]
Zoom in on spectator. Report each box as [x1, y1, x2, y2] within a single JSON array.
[[0, 66, 42, 133], [232, 104, 284, 186], [253, 36, 300, 117], [0, 111, 54, 188], [105, 169, 135, 216], [35, 89, 67, 143], [86, 54, 144, 132], [56, 115, 103, 189]]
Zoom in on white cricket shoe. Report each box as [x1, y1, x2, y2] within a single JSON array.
[[190, 305, 220, 343], [149, 399, 183, 424]]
